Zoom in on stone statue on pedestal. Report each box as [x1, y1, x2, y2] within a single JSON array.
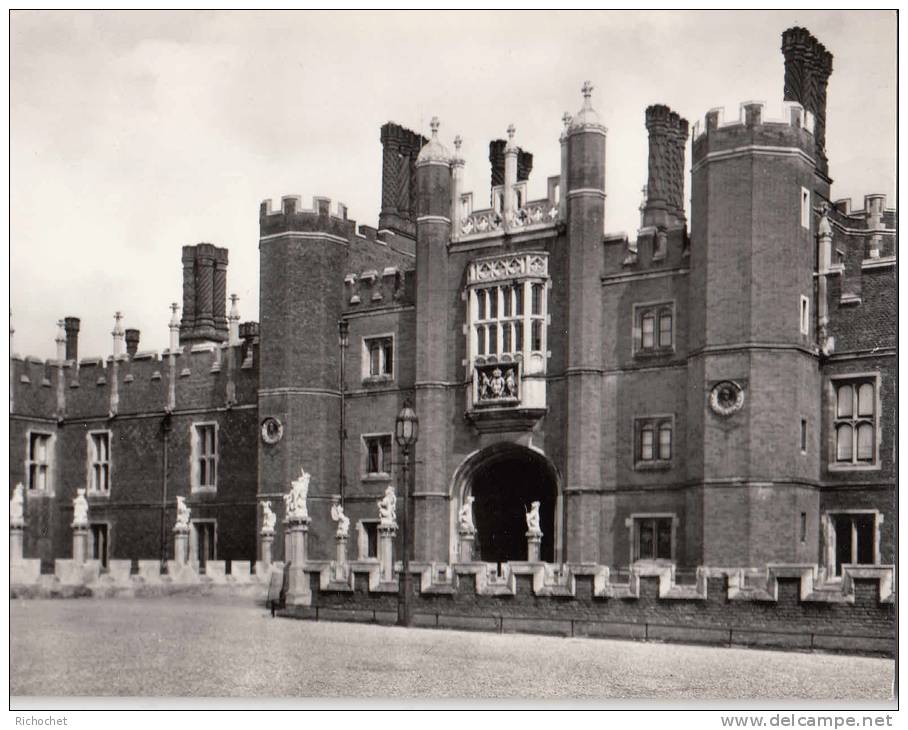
[[72, 488, 89, 528], [287, 467, 311, 521], [331, 502, 350, 538], [458, 495, 475, 532], [10, 483, 25, 527], [378, 485, 397, 527], [175, 495, 191, 530], [525, 500, 541, 535], [261, 500, 276, 534]]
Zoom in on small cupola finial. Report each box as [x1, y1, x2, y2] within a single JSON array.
[[453, 135, 462, 153], [416, 116, 451, 166], [582, 80, 594, 102], [569, 80, 605, 132]]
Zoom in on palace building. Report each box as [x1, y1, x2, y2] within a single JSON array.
[[9, 27, 895, 578]]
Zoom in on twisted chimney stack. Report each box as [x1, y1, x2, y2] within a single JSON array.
[[643, 104, 689, 228], [782, 27, 834, 176]]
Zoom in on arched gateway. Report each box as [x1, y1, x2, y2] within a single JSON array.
[[449, 443, 562, 564]]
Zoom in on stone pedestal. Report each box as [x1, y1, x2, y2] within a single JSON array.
[[287, 519, 309, 565], [260, 532, 274, 572], [286, 517, 311, 605], [526, 531, 542, 562], [334, 535, 348, 580], [458, 529, 476, 563], [72, 525, 89, 564], [335, 534, 348, 565], [10, 524, 24, 562], [283, 519, 291, 563], [173, 526, 190, 565], [378, 524, 397, 583]]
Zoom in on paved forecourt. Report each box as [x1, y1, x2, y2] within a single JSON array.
[[10, 597, 894, 699]]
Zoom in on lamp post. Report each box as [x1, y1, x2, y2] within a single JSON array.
[[395, 400, 419, 627], [338, 320, 349, 506]]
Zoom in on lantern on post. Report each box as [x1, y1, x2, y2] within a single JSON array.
[[394, 400, 419, 626]]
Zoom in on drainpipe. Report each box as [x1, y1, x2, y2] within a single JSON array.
[[161, 412, 171, 567], [338, 320, 349, 505]]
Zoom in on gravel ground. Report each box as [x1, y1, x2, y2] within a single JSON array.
[[10, 597, 894, 700]]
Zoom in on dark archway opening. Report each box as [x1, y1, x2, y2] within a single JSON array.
[[466, 446, 557, 564]]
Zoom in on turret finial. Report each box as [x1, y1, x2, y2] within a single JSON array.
[[430, 116, 440, 137], [507, 123, 516, 141], [562, 111, 572, 128], [582, 80, 594, 101], [453, 135, 462, 153], [169, 302, 180, 329]]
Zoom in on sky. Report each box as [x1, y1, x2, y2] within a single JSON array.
[[10, 10, 897, 360]]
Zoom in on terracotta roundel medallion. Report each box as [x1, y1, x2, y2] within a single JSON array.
[[260, 416, 284, 444], [709, 381, 744, 417]]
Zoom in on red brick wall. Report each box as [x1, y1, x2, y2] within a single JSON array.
[[296, 571, 894, 655]]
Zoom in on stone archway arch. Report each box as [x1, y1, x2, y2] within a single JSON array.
[[448, 442, 563, 564]]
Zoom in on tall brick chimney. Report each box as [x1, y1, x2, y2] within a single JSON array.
[[64, 317, 80, 362], [782, 27, 833, 175], [643, 104, 689, 228], [179, 244, 229, 346], [489, 139, 533, 190], [379, 122, 428, 237], [125, 329, 140, 357]]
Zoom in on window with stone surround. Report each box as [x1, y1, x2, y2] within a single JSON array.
[[466, 252, 549, 411], [27, 431, 53, 494], [88, 431, 111, 495], [825, 511, 880, 576], [831, 376, 878, 467], [627, 513, 676, 562], [634, 302, 674, 354], [191, 423, 218, 491], [357, 519, 379, 559], [363, 434, 392, 478], [90, 523, 109, 569], [362, 335, 394, 381], [635, 416, 673, 467]]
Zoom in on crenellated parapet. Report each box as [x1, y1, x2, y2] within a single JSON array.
[[259, 195, 354, 242], [692, 100, 816, 169], [816, 195, 896, 355], [10, 341, 259, 421]]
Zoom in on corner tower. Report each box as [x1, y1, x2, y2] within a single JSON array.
[[257, 195, 349, 559], [687, 97, 823, 566]]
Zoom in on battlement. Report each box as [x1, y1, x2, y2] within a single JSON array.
[[832, 194, 896, 231], [10, 341, 259, 420], [692, 100, 814, 141], [259, 194, 349, 221], [691, 101, 818, 169], [259, 195, 356, 241]]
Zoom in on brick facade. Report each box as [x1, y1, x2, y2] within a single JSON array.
[[9, 27, 895, 583]]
